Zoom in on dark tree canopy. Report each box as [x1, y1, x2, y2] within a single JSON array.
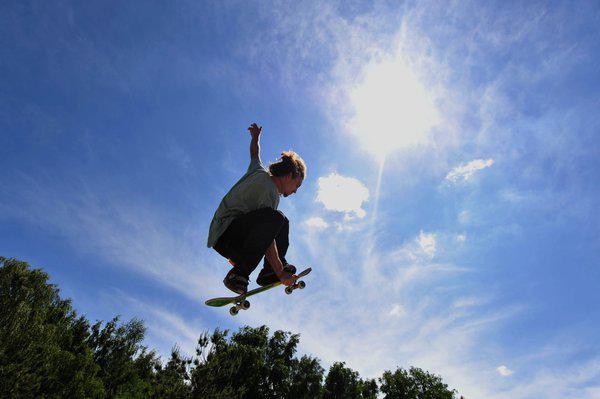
[[190, 326, 324, 398], [379, 367, 457, 399], [0, 257, 104, 398], [323, 362, 379, 399], [0, 257, 458, 398]]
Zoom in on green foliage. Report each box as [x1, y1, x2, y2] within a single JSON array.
[[323, 362, 378, 399], [1, 256, 458, 398], [359, 378, 379, 399], [289, 355, 325, 398], [151, 347, 192, 398], [88, 316, 157, 397], [324, 362, 360, 399], [379, 367, 456, 399], [0, 257, 104, 398], [190, 326, 324, 399]]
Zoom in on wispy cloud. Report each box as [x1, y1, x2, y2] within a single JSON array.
[[453, 296, 486, 309], [303, 216, 329, 230], [391, 230, 437, 262], [445, 159, 494, 183], [107, 291, 207, 357], [244, 228, 493, 389], [388, 304, 407, 317], [116, 27, 600, 399], [0, 172, 221, 302]]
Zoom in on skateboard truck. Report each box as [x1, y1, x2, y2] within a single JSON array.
[[230, 278, 306, 315], [229, 299, 251, 316], [284, 280, 306, 295]]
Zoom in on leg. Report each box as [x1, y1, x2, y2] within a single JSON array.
[[214, 208, 288, 279], [256, 214, 293, 286]]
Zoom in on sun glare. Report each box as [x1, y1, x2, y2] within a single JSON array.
[[348, 52, 439, 161]]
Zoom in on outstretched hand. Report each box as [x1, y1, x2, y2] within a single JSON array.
[[248, 123, 262, 140]]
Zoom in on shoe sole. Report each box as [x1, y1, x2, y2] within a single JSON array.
[[223, 278, 247, 295]]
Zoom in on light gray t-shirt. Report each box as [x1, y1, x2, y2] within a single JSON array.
[[207, 157, 280, 248]]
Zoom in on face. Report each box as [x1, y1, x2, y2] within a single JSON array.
[[282, 174, 303, 197]]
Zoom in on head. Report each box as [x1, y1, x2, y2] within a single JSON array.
[[269, 151, 306, 197]]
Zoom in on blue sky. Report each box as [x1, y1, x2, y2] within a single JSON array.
[[1, 1, 600, 397]]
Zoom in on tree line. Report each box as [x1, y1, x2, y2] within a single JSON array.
[[0, 257, 459, 398]]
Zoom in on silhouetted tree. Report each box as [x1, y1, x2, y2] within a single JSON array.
[[1, 256, 458, 399], [323, 361, 361, 399], [88, 316, 160, 397], [288, 354, 325, 398], [190, 326, 324, 399], [359, 378, 379, 399], [152, 347, 193, 398], [0, 257, 104, 398], [379, 366, 456, 399]]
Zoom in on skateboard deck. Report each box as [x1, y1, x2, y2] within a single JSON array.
[[205, 267, 312, 315]]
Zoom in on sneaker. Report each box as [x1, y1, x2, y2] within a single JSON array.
[[223, 269, 249, 295], [256, 264, 297, 286]]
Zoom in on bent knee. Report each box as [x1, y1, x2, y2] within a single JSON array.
[[275, 210, 289, 224], [254, 207, 286, 219]]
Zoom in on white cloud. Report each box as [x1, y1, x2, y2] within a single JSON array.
[[417, 231, 437, 257], [334, 222, 356, 232], [316, 172, 369, 218], [388, 304, 407, 317], [446, 159, 494, 183], [458, 210, 471, 224], [497, 365, 514, 376], [343, 214, 356, 222], [304, 216, 329, 230], [456, 234, 467, 243], [392, 230, 438, 262], [453, 297, 484, 308]]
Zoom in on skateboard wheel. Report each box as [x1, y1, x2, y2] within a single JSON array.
[[285, 286, 293, 295], [298, 281, 306, 289], [241, 300, 250, 310], [229, 306, 239, 316]]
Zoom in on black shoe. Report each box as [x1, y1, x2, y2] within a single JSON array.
[[223, 269, 248, 295], [256, 264, 297, 287]]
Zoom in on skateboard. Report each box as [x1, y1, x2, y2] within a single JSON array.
[[205, 267, 312, 316]]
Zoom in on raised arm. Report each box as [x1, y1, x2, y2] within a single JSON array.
[[248, 123, 262, 160]]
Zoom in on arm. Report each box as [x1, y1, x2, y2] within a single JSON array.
[[248, 123, 262, 160], [265, 239, 297, 286]]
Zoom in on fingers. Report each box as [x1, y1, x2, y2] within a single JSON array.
[[248, 123, 262, 133], [282, 274, 298, 286]]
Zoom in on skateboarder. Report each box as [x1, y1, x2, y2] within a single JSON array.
[[207, 123, 306, 294]]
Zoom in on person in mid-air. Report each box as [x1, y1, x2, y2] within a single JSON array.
[[207, 123, 306, 294]]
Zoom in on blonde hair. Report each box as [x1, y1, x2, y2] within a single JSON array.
[[269, 151, 306, 180]]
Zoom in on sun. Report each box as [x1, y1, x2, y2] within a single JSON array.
[[347, 50, 439, 162]]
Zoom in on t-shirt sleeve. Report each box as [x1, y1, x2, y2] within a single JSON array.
[[247, 157, 262, 174]]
